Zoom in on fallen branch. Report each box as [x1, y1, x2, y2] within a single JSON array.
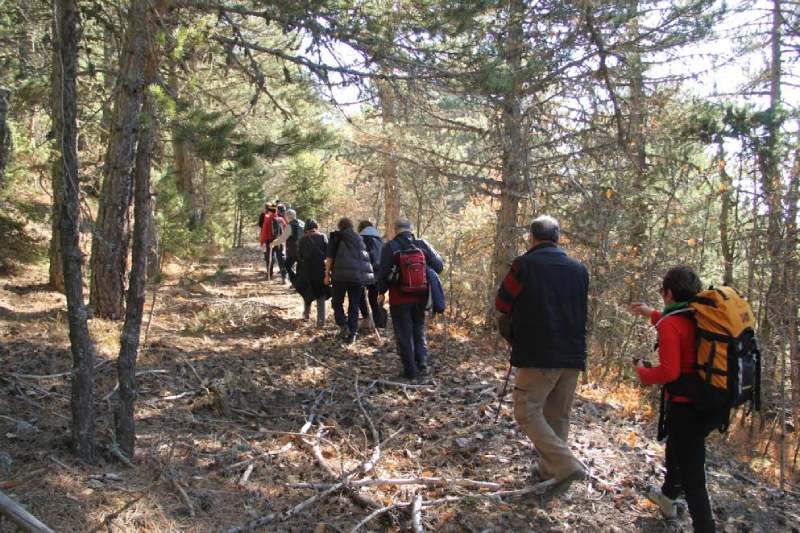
[[101, 369, 169, 402], [0, 468, 48, 490], [0, 488, 55, 533], [168, 473, 195, 518], [238, 464, 254, 486], [368, 379, 434, 390], [287, 476, 502, 491], [349, 503, 404, 533], [411, 492, 423, 533], [10, 359, 112, 380]]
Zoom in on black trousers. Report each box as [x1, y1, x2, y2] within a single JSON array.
[[662, 402, 715, 533], [390, 303, 427, 378], [331, 282, 363, 334], [264, 244, 286, 279], [359, 284, 387, 327]]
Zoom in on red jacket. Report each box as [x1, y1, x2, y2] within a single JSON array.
[[636, 309, 696, 403], [260, 214, 286, 245]]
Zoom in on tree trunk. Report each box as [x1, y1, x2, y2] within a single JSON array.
[[378, 79, 400, 239], [114, 0, 168, 460], [0, 87, 10, 189], [718, 143, 735, 286], [625, 1, 649, 301], [48, 42, 66, 292], [757, 0, 785, 406], [54, 0, 96, 463], [90, 1, 149, 319], [786, 149, 799, 430], [490, 0, 527, 303], [170, 64, 207, 231]]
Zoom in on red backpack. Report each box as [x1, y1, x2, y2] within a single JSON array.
[[395, 245, 428, 294]]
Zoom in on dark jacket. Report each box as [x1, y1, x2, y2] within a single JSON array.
[[426, 267, 445, 314], [328, 229, 375, 285], [496, 242, 588, 370], [360, 226, 383, 273], [379, 231, 444, 305], [298, 232, 329, 301], [286, 219, 305, 259]]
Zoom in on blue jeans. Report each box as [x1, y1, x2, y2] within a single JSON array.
[[332, 282, 363, 334], [390, 303, 427, 378]]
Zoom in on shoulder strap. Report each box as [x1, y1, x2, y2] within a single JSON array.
[[654, 308, 694, 328]]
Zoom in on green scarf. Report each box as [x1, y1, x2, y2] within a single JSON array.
[[662, 301, 689, 315]]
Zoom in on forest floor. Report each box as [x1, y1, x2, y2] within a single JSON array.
[[1, 244, 799, 532]]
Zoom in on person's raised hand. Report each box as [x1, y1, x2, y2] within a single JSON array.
[[629, 302, 654, 318]]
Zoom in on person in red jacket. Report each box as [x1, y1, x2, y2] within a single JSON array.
[[259, 204, 287, 281], [630, 266, 715, 533]]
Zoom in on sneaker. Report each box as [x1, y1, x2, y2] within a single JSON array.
[[647, 486, 678, 519]]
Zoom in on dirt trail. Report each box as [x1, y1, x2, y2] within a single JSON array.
[[1, 246, 798, 532]]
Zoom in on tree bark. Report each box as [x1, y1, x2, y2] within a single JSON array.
[[114, 0, 168, 460], [490, 0, 527, 303], [718, 142, 735, 286], [48, 40, 66, 292], [0, 87, 10, 190], [170, 63, 207, 231], [757, 0, 785, 404], [90, 1, 149, 319], [54, 0, 97, 463], [624, 0, 650, 301], [378, 79, 400, 239]]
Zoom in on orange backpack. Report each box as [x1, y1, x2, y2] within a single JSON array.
[[687, 287, 761, 430]]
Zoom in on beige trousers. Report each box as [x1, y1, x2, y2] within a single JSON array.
[[513, 367, 582, 481]]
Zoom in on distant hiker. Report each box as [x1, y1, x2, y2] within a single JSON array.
[[629, 266, 716, 532], [378, 217, 443, 379], [271, 209, 304, 284], [325, 217, 375, 344], [495, 215, 588, 499], [297, 219, 329, 326], [259, 204, 287, 282], [358, 220, 387, 329], [257, 203, 268, 232]]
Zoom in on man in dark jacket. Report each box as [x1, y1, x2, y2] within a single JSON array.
[[358, 220, 387, 328], [297, 219, 328, 326], [495, 215, 588, 499], [325, 218, 375, 344], [273, 209, 304, 285], [378, 218, 443, 379]]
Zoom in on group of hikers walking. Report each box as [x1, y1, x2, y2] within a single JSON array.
[[258, 204, 759, 532], [258, 202, 443, 380]]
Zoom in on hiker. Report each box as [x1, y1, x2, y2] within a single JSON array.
[[378, 217, 443, 379], [629, 266, 716, 532], [358, 220, 387, 329], [259, 204, 287, 282], [325, 217, 375, 343], [494, 215, 588, 499], [257, 203, 268, 233], [271, 209, 304, 284], [297, 219, 329, 326]]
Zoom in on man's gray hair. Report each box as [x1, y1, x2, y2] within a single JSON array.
[[394, 217, 413, 232], [286, 209, 297, 220], [530, 215, 560, 243]]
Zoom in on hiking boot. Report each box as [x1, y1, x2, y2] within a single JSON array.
[[647, 486, 678, 519], [534, 467, 586, 500], [302, 308, 310, 321], [346, 332, 358, 345], [337, 325, 349, 339]]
